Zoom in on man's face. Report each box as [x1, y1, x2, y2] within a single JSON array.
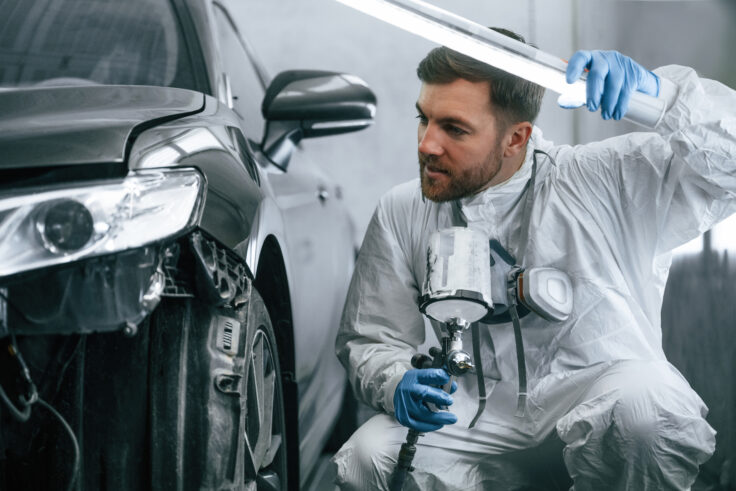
[[416, 79, 507, 202]]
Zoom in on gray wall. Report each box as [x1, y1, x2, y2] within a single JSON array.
[[575, 0, 736, 144]]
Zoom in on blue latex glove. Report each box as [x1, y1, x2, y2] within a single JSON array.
[[393, 368, 458, 432], [566, 50, 660, 121]]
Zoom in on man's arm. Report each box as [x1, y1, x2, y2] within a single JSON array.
[[335, 192, 426, 415], [646, 64, 736, 253], [564, 52, 736, 256]]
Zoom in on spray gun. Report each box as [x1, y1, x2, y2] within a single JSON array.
[[389, 228, 493, 491], [389, 226, 573, 490], [388, 316, 475, 491]]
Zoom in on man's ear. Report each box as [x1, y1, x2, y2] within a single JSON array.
[[502, 122, 533, 158]]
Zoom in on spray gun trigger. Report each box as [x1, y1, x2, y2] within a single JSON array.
[[430, 376, 455, 411], [442, 377, 453, 395]]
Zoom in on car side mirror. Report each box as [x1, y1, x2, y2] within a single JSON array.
[[260, 70, 377, 169]]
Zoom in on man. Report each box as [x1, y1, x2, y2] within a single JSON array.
[[333, 28, 735, 490]]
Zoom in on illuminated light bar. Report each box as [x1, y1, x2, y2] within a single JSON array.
[[336, 0, 665, 127]]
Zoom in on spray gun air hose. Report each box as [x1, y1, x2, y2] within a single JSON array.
[[388, 353, 433, 491]]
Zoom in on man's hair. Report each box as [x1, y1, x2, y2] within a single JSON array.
[[416, 27, 545, 126]]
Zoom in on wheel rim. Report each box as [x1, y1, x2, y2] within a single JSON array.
[[244, 325, 286, 490]]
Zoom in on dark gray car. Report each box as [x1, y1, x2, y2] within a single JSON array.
[[0, 0, 375, 489]]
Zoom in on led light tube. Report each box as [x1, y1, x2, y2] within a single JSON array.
[[336, 0, 666, 127]]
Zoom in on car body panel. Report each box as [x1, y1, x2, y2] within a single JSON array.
[[129, 94, 264, 253], [0, 85, 204, 169]]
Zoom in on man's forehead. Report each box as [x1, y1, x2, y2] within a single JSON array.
[[417, 80, 494, 121]]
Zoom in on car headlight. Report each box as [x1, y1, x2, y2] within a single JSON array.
[[0, 168, 204, 278]]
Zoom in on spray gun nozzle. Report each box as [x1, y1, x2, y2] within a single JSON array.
[[447, 350, 474, 376]]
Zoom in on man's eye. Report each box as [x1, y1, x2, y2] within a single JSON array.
[[416, 114, 427, 124], [447, 125, 467, 136]]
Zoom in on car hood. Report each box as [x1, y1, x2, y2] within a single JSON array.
[[0, 85, 205, 169]]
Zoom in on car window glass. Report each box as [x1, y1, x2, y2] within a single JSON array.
[[0, 0, 198, 90], [212, 5, 265, 140]]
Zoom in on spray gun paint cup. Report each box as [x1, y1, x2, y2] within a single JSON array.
[[419, 227, 493, 324]]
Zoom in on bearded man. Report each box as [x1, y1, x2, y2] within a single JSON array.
[[332, 28, 735, 490]]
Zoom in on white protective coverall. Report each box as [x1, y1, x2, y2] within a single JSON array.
[[334, 65, 736, 490]]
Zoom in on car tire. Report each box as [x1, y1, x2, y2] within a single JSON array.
[[243, 290, 288, 491], [148, 287, 288, 491]]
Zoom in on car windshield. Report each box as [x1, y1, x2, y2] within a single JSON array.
[[0, 0, 199, 90]]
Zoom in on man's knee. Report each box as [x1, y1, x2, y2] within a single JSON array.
[[558, 361, 716, 489], [607, 362, 713, 455], [610, 370, 674, 447]]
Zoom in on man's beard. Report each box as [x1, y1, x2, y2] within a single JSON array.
[[419, 146, 504, 203]]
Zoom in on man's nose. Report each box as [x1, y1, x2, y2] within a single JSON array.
[[418, 124, 443, 156]]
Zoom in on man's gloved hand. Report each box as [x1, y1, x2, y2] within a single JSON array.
[[393, 368, 458, 432], [566, 50, 660, 121]]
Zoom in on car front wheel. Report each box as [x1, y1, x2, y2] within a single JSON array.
[[149, 287, 288, 491], [244, 294, 288, 491]]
